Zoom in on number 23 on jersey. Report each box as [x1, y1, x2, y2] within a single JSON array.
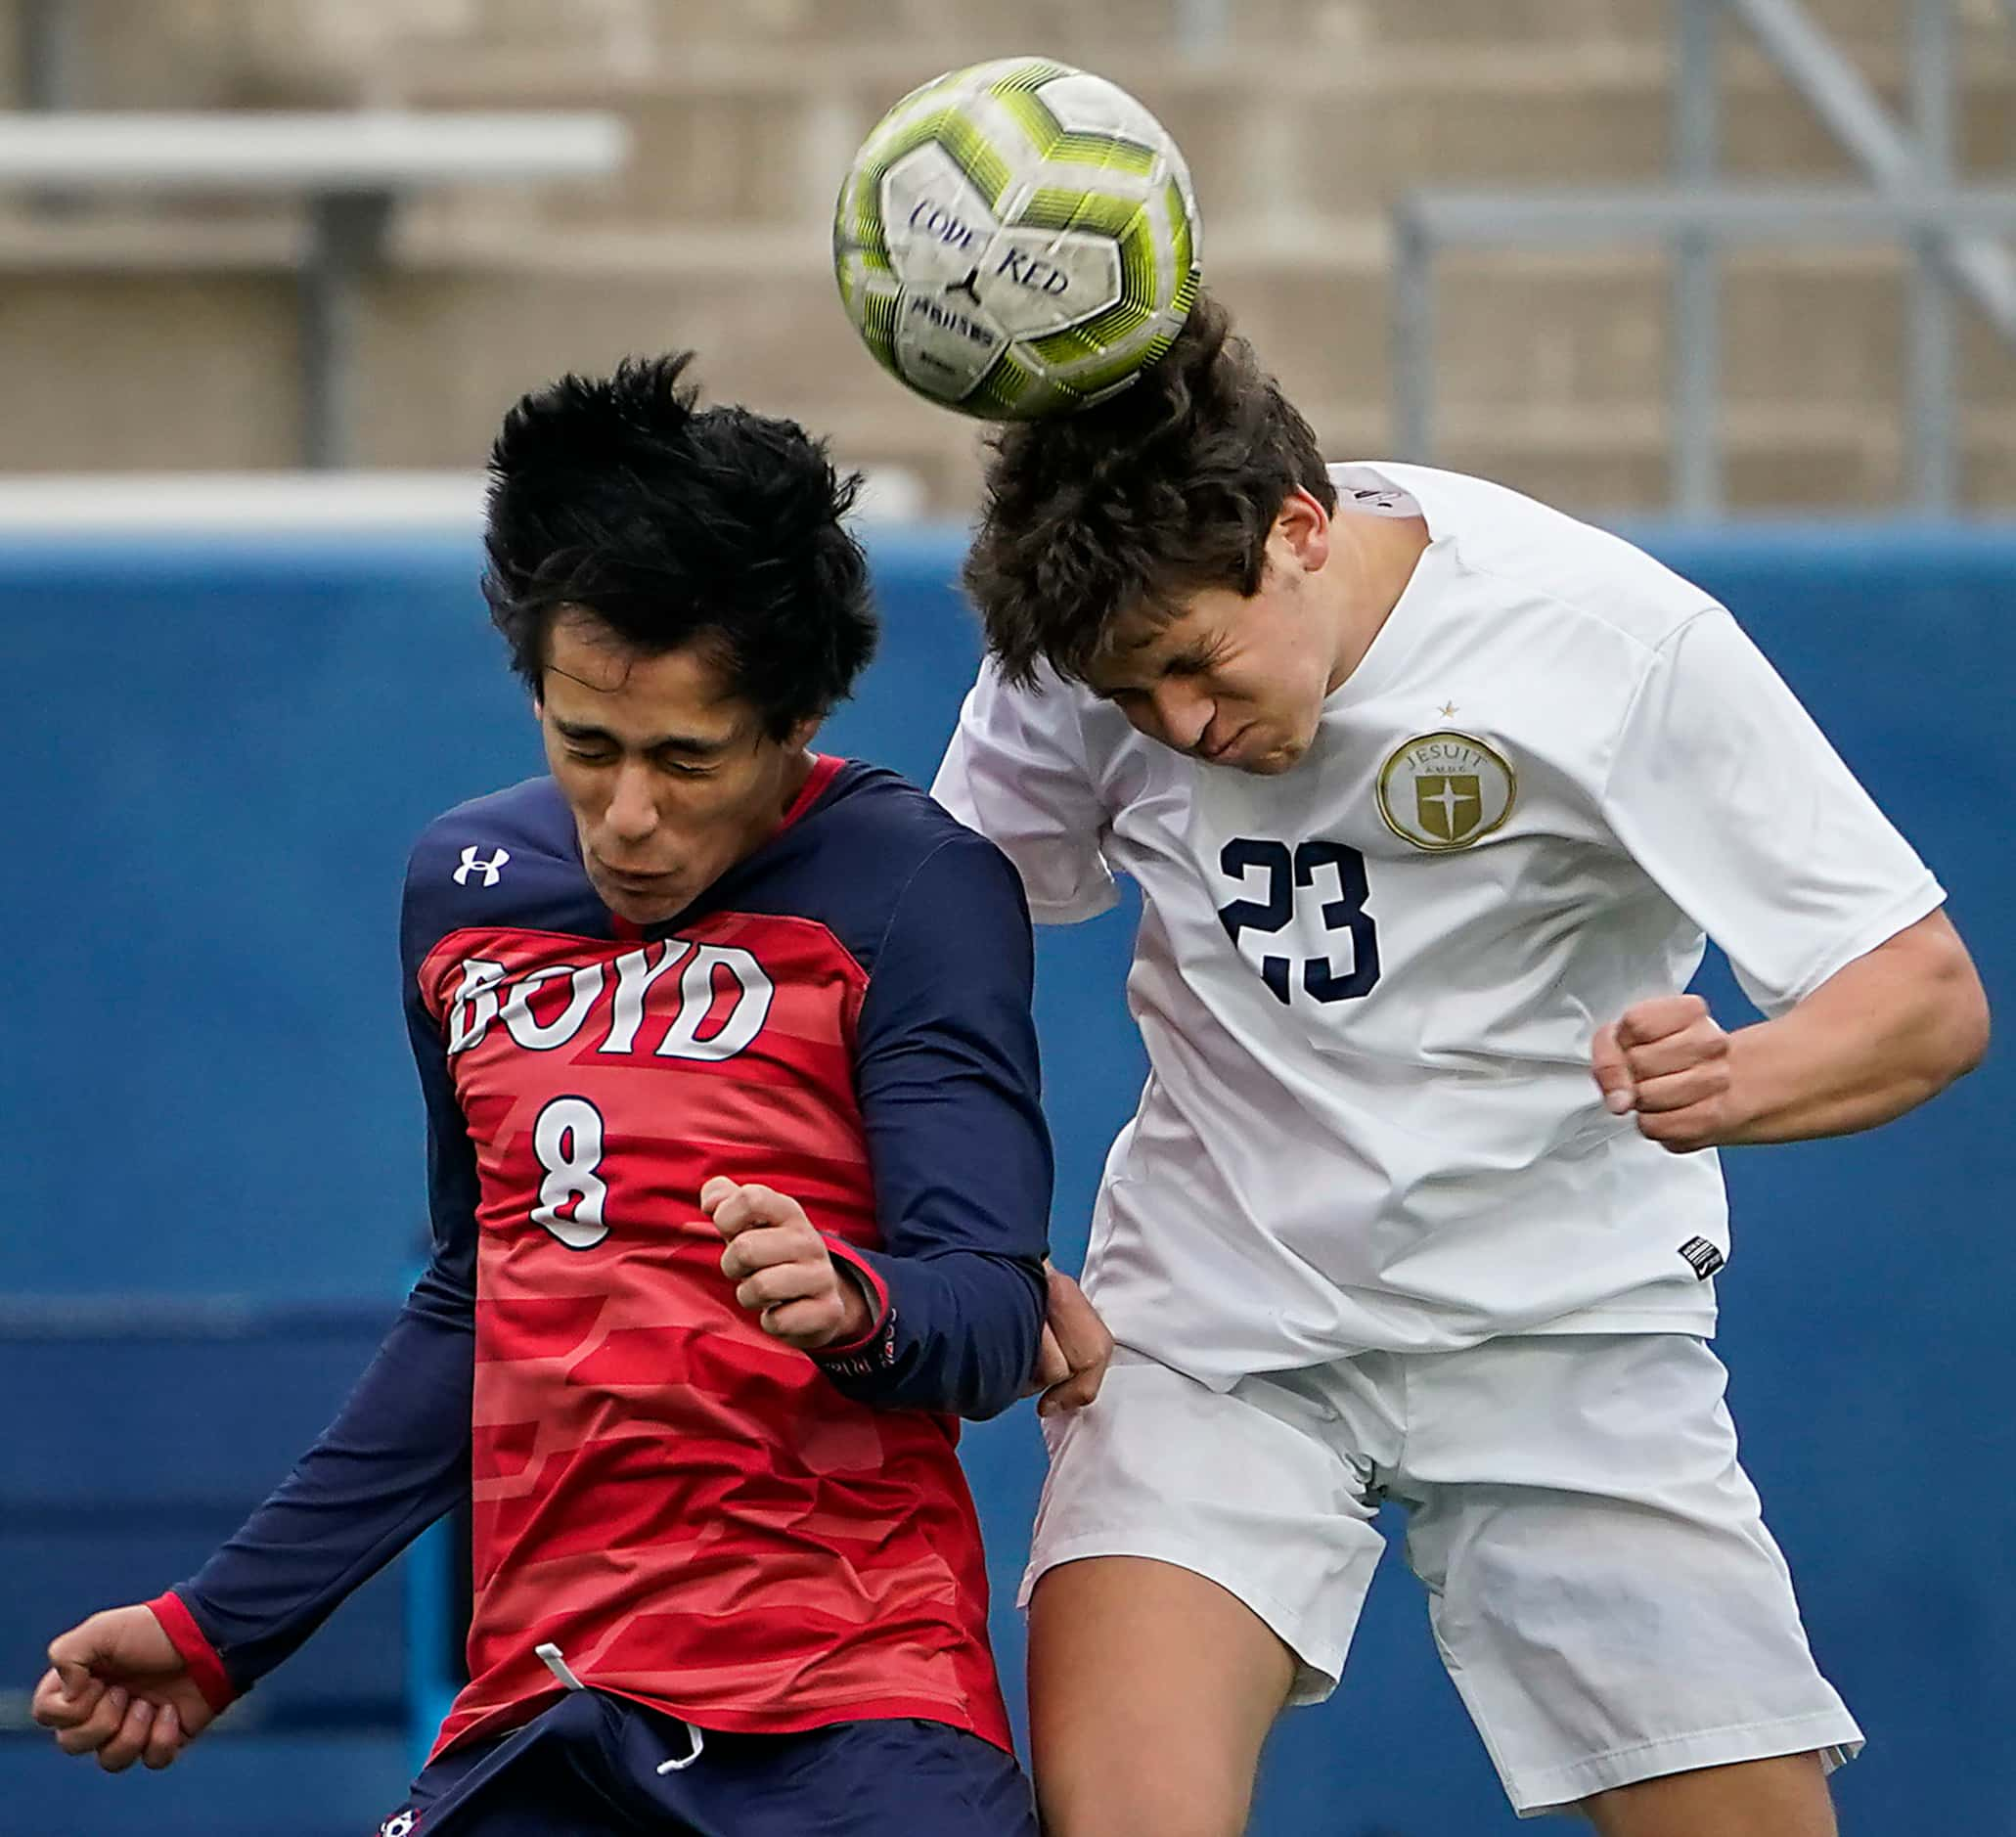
[[1216, 838, 1381, 1006]]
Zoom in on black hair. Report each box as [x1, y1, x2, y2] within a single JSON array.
[[482, 352, 877, 738]]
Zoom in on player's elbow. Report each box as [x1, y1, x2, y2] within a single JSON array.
[[1912, 918, 1990, 1092], [960, 1377, 1025, 1424], [930, 1343, 1035, 1424], [1939, 963, 1991, 1085]]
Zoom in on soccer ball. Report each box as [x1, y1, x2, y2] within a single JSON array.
[[833, 57, 1202, 420]]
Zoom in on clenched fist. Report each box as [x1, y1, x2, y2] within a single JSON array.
[[31, 1603, 218, 1773], [1590, 993, 1735, 1153], [703, 1177, 875, 1351], [1027, 1263, 1113, 1418]]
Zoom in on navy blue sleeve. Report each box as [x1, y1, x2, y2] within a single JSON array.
[[169, 864, 477, 1693], [814, 831, 1051, 1419]]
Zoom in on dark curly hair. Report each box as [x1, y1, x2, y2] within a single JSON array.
[[962, 289, 1334, 687], [482, 352, 877, 738]]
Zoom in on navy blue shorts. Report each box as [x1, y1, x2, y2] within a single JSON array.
[[371, 1689, 1038, 1836]]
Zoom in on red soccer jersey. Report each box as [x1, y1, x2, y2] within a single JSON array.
[[157, 762, 1051, 1763], [421, 906, 1008, 1754]]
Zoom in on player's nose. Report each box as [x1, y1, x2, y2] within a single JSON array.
[[604, 763, 660, 842], [1150, 681, 1213, 753]]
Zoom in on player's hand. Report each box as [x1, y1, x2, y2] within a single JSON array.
[[31, 1604, 218, 1772], [1590, 994, 1735, 1153], [1028, 1263, 1113, 1418], [703, 1177, 874, 1352]]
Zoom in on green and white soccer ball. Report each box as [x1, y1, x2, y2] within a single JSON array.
[[833, 57, 1202, 420]]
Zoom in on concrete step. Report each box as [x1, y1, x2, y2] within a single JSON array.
[[38, 0, 1996, 110], [0, 268, 304, 470], [464, 0, 1316, 58], [0, 203, 302, 269], [380, 225, 2016, 418], [1410, 400, 2016, 513], [14, 0, 1325, 101], [1356, 0, 2006, 50], [15, 21, 2007, 227], [1387, 246, 2016, 415], [0, 249, 2008, 512], [0, 208, 2008, 430], [0, 0, 368, 111], [383, 46, 2016, 241], [1, 245, 2010, 502]]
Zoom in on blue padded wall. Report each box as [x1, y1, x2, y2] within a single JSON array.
[[3, 521, 2010, 1834]]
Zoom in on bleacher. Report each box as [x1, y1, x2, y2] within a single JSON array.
[[0, 0, 2010, 506]]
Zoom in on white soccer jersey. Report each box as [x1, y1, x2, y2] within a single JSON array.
[[933, 462, 1945, 1384]]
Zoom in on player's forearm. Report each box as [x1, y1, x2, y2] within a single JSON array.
[[1722, 916, 1988, 1144], [818, 1247, 1046, 1419], [175, 1286, 473, 1696]]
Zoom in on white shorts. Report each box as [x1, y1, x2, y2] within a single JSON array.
[[1021, 1334, 1862, 1816]]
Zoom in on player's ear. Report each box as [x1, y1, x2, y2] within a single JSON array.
[[1277, 487, 1330, 576], [785, 713, 821, 753]]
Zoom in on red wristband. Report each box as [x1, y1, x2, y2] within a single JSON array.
[[815, 1237, 891, 1357], [146, 1591, 237, 1715]]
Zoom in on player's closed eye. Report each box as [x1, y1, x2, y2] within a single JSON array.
[[562, 743, 712, 781], [1165, 637, 1229, 677]]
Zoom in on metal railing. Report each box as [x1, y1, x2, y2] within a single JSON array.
[[1389, 0, 2013, 515]]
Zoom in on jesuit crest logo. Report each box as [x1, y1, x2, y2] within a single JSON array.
[[1376, 730, 1516, 852]]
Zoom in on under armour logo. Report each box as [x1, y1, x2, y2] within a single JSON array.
[[454, 845, 511, 887]]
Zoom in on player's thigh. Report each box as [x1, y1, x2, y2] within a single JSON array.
[[1022, 1351, 1385, 1837], [1584, 1750, 1836, 1837], [1401, 1334, 1859, 1817], [1029, 1555, 1296, 1837]]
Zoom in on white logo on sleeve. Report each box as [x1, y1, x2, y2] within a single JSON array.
[[454, 845, 512, 887]]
